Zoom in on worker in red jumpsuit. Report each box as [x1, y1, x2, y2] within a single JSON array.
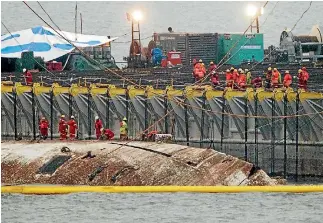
[[95, 116, 103, 140], [283, 70, 292, 88], [298, 68, 309, 91], [226, 69, 233, 88], [208, 61, 217, 73], [252, 76, 263, 88], [193, 59, 202, 81], [23, 68, 33, 86], [100, 128, 115, 140], [58, 115, 68, 140], [237, 70, 247, 90], [39, 117, 49, 140], [210, 72, 219, 87], [67, 115, 78, 140]]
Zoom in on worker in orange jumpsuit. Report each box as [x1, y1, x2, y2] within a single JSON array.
[[232, 69, 239, 89], [193, 59, 202, 81], [271, 68, 280, 89], [22, 68, 33, 86], [265, 67, 272, 89], [58, 115, 68, 140], [210, 72, 219, 87], [39, 117, 49, 140], [283, 70, 292, 88], [67, 115, 78, 140], [226, 69, 233, 88], [238, 70, 247, 90], [95, 116, 103, 140], [208, 61, 217, 73], [100, 128, 114, 140], [301, 67, 309, 90]]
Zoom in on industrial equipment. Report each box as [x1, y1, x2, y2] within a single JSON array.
[[279, 25, 323, 63]]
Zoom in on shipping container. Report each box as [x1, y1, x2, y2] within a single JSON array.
[[154, 32, 218, 66], [153, 32, 264, 66], [218, 33, 264, 65]]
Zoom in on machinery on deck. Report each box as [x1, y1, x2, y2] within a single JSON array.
[[265, 25, 323, 64]]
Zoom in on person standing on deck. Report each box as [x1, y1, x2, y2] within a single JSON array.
[[283, 71, 292, 88], [232, 69, 239, 88], [265, 67, 272, 89], [237, 70, 247, 90], [208, 61, 217, 73], [94, 116, 103, 140], [22, 68, 33, 85], [58, 115, 68, 140], [271, 68, 280, 89], [300, 67, 309, 90], [226, 69, 233, 88], [39, 117, 49, 140], [67, 116, 78, 140], [120, 117, 128, 140], [210, 71, 219, 87]]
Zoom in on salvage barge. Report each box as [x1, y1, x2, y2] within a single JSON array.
[[1, 141, 278, 186]]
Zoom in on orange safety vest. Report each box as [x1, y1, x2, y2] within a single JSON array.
[[283, 74, 292, 87], [238, 74, 246, 87]]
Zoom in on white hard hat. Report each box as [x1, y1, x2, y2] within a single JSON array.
[[71, 115, 75, 119], [95, 116, 99, 120], [23, 68, 27, 72]]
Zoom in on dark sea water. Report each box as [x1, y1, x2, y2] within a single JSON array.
[[2, 192, 323, 223]]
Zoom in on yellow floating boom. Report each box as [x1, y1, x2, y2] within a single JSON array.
[[2, 185, 323, 194]]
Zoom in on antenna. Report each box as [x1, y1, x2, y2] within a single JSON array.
[[80, 13, 83, 34], [74, 2, 78, 41]]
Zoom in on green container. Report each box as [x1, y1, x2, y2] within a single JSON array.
[[218, 33, 264, 65], [15, 58, 23, 72], [21, 51, 35, 70]]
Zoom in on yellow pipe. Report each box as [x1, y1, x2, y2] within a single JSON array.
[[2, 185, 323, 194]]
